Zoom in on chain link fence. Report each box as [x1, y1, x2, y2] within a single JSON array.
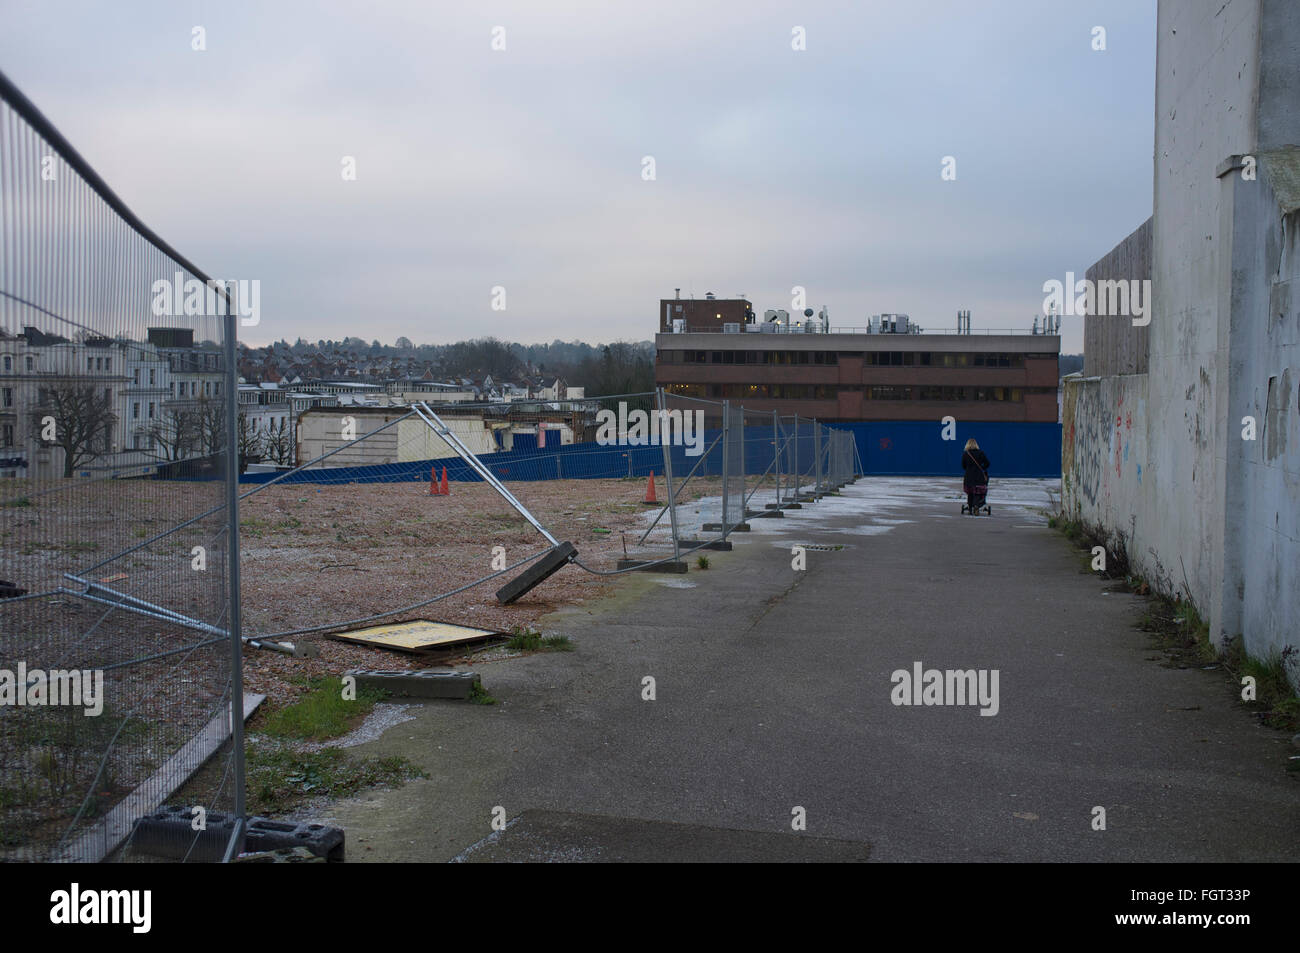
[[0, 70, 245, 862]]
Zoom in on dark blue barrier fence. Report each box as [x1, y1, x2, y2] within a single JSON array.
[[846, 421, 1062, 478], [238, 420, 1060, 486]]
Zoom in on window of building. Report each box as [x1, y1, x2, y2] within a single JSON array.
[[1, 424, 12, 447], [132, 402, 140, 419], [25, 357, 33, 371], [2, 356, 9, 371], [1, 388, 11, 408]]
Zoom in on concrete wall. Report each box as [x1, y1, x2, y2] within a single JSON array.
[[1061, 375, 1149, 553], [1149, 0, 1260, 636], [1064, 1, 1300, 686], [1084, 218, 1151, 376], [1258, 0, 1300, 152], [1219, 148, 1300, 665], [396, 415, 498, 462]]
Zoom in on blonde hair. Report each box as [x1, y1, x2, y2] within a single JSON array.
[[964, 438, 979, 451]]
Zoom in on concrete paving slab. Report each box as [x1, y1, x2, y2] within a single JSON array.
[[452, 809, 870, 863]]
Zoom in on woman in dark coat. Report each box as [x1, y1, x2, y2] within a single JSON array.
[[961, 438, 990, 511]]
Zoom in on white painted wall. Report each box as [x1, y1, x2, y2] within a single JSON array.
[[1149, 0, 1259, 631], [1066, 1, 1300, 686], [1220, 149, 1300, 669]]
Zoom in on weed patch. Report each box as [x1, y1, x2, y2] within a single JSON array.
[[257, 676, 387, 742]]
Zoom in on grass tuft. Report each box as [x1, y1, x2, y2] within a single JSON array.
[[506, 627, 573, 652], [258, 676, 387, 741], [245, 746, 424, 814]]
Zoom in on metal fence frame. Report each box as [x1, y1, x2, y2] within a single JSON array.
[[0, 69, 245, 862]]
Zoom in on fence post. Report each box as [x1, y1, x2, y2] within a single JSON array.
[[773, 410, 780, 509], [657, 388, 681, 561], [814, 420, 823, 496], [794, 416, 802, 499], [221, 292, 246, 859], [721, 399, 730, 534]]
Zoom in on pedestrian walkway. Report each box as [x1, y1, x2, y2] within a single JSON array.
[[319, 477, 1299, 862]]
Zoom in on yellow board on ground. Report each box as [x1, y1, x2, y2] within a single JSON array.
[[329, 619, 503, 653]]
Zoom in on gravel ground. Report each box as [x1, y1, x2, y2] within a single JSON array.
[[1, 473, 716, 856], [236, 476, 706, 703]]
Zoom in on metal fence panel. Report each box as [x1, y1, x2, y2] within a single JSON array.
[[0, 71, 244, 862]]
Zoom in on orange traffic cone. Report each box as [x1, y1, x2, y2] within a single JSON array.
[[440, 467, 450, 496], [643, 471, 658, 504], [429, 465, 443, 495]]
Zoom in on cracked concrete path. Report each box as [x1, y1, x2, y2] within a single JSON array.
[[312, 477, 1299, 862]]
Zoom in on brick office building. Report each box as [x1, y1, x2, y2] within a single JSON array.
[[654, 301, 1060, 423]]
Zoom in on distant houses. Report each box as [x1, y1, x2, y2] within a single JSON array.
[[0, 326, 598, 479]]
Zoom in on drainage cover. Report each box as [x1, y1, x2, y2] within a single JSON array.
[[797, 543, 845, 552]]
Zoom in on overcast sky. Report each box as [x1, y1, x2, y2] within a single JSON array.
[[0, 0, 1155, 352]]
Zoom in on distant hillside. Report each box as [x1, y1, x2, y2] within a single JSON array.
[[238, 335, 655, 393]]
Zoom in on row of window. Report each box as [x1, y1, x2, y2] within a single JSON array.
[[661, 350, 840, 366], [0, 361, 219, 396], [863, 352, 1035, 368], [174, 380, 218, 398], [1, 354, 114, 373], [0, 384, 219, 413], [667, 383, 1052, 402], [668, 384, 843, 400], [659, 350, 1056, 368], [867, 385, 1028, 401]]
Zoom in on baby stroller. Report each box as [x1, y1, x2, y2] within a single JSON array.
[[961, 485, 990, 516], [960, 446, 991, 516]]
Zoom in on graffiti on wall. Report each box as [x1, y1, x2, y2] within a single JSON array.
[[1064, 381, 1107, 506], [1063, 378, 1146, 512]]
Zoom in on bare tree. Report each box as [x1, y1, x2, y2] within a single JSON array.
[[192, 396, 226, 456], [34, 384, 118, 477], [262, 417, 294, 466], [236, 412, 264, 471], [147, 408, 199, 461]]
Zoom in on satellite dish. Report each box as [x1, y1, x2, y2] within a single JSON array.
[[804, 308, 814, 317]]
